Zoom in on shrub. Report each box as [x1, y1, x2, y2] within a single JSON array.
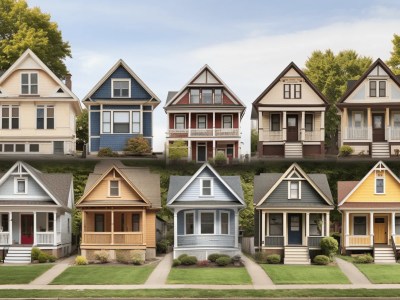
[[208, 253, 229, 262], [97, 147, 117, 157], [254, 252, 269, 264], [232, 255, 242, 263], [216, 256, 232, 266], [320, 236, 338, 260], [116, 250, 131, 264], [48, 255, 57, 263], [131, 252, 144, 265], [214, 151, 227, 165], [354, 254, 374, 264], [169, 140, 188, 160], [38, 252, 48, 263], [75, 255, 88, 265], [124, 135, 151, 155], [178, 254, 188, 260], [313, 255, 330, 265], [94, 250, 109, 263], [266, 254, 281, 264], [197, 260, 209, 267], [172, 259, 181, 267], [180, 255, 197, 265], [156, 240, 169, 254], [31, 247, 41, 260], [339, 145, 354, 157]]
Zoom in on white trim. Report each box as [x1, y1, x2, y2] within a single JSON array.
[[14, 177, 28, 194], [184, 210, 195, 235], [222, 114, 233, 129], [111, 78, 131, 98], [288, 180, 301, 199], [199, 210, 216, 235], [200, 178, 213, 197], [219, 210, 230, 235], [196, 142, 207, 163], [196, 114, 207, 129], [174, 114, 186, 129], [20, 72, 39, 95], [352, 111, 364, 128], [108, 179, 120, 197], [132, 111, 141, 134], [374, 171, 385, 195]]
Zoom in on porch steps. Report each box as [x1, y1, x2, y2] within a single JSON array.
[[4, 247, 32, 264], [285, 143, 303, 158], [284, 246, 310, 264], [374, 247, 396, 263], [371, 142, 390, 158]]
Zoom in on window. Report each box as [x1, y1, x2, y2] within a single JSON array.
[[214, 89, 222, 104], [132, 214, 141, 232], [370, 81, 377, 97], [294, 84, 302, 99], [48, 213, 54, 231], [15, 178, 26, 194], [1, 105, 19, 129], [197, 115, 207, 129], [309, 213, 322, 236], [113, 112, 129, 133], [175, 115, 185, 129], [376, 178, 384, 194], [284, 84, 301, 99], [394, 113, 400, 127], [353, 216, 367, 235], [109, 180, 119, 196], [37, 105, 54, 129], [270, 114, 280, 131], [223, 115, 232, 128], [201, 212, 214, 234], [226, 144, 234, 157], [305, 114, 313, 131], [379, 81, 386, 97], [202, 89, 212, 104], [353, 112, 363, 128], [21, 73, 38, 95], [220, 212, 229, 235], [284, 84, 290, 99], [132, 111, 140, 133], [185, 212, 194, 235], [395, 217, 400, 235], [15, 144, 24, 152], [289, 181, 300, 199], [30, 144, 39, 152], [4, 144, 13, 152], [112, 80, 130, 98], [190, 89, 200, 104], [95, 214, 105, 232], [1, 214, 9, 232], [269, 213, 283, 236], [201, 179, 212, 196], [102, 111, 111, 133]]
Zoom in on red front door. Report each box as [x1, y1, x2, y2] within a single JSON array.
[[21, 215, 34, 244]]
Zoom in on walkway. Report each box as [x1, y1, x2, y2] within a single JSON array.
[[145, 253, 172, 285], [29, 255, 76, 285], [241, 255, 273, 287], [335, 257, 370, 284]]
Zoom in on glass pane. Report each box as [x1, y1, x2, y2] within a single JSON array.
[[223, 115, 232, 128], [132, 214, 140, 232], [269, 213, 283, 236], [113, 89, 121, 97], [113, 123, 129, 133], [215, 89, 222, 103], [31, 85, 38, 94], [17, 180, 25, 192], [2, 119, 9, 129], [4, 144, 13, 152], [12, 107, 18, 117], [21, 74, 29, 84], [47, 107, 54, 117], [21, 85, 29, 94], [2, 107, 9, 117], [185, 213, 194, 234], [95, 214, 104, 232], [110, 181, 119, 196], [374, 116, 383, 129], [202, 89, 212, 104], [221, 213, 229, 234], [354, 216, 366, 235], [376, 178, 384, 193], [198, 116, 206, 128], [190, 89, 200, 104], [37, 108, 44, 118], [201, 213, 214, 234], [103, 111, 111, 122], [121, 88, 129, 97], [132, 112, 140, 122], [394, 114, 400, 127], [37, 118, 44, 129], [132, 123, 140, 133], [11, 118, 18, 129], [290, 182, 298, 198], [47, 118, 54, 129], [103, 123, 111, 133], [309, 213, 322, 236], [30, 144, 39, 152], [288, 117, 296, 127], [15, 144, 24, 152], [114, 112, 129, 122], [30, 73, 38, 84]]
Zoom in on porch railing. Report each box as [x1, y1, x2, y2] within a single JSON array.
[[262, 130, 283, 142], [83, 233, 112, 244], [190, 129, 214, 137], [264, 236, 284, 247], [345, 127, 370, 140], [387, 127, 400, 141], [113, 232, 143, 244], [308, 236, 323, 247], [82, 232, 144, 245], [167, 129, 189, 138], [168, 128, 239, 138], [304, 131, 321, 142], [36, 232, 54, 245], [0, 233, 9, 245], [215, 128, 239, 137], [347, 235, 372, 246]]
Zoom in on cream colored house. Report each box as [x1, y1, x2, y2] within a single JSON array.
[[0, 49, 81, 155]]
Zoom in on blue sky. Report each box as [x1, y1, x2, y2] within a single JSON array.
[[27, 0, 400, 152]]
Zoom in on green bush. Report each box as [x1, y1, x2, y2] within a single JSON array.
[[48, 255, 57, 263], [180, 255, 197, 265], [116, 250, 131, 264], [354, 254, 374, 264], [75, 255, 88, 265], [320, 236, 338, 260], [178, 254, 188, 260], [313, 255, 330, 265], [254, 252, 269, 264], [214, 151, 227, 165], [97, 147, 117, 157], [94, 250, 109, 263], [156, 240, 169, 254], [266, 254, 281, 264], [172, 259, 181, 267], [31, 247, 41, 260], [208, 253, 229, 262], [215, 256, 232, 266], [169, 140, 188, 160], [38, 252, 48, 263], [339, 145, 354, 157], [124, 135, 151, 155], [131, 252, 144, 265]]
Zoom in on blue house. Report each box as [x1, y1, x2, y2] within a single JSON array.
[[83, 60, 160, 154], [167, 163, 245, 260]]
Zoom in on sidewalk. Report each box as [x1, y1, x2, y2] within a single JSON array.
[[29, 255, 76, 285], [145, 253, 172, 285], [335, 257, 370, 285], [241, 255, 273, 287]]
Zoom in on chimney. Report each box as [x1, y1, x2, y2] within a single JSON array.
[[65, 73, 72, 91]]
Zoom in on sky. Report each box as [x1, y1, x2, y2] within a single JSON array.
[[27, 0, 400, 153]]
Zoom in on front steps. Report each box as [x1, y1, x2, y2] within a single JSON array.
[[285, 143, 303, 158], [371, 142, 390, 158], [284, 246, 310, 264], [4, 246, 32, 264], [374, 246, 396, 263]]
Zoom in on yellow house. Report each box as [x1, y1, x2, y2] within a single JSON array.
[[76, 161, 161, 261], [0, 49, 81, 155], [338, 161, 400, 263]]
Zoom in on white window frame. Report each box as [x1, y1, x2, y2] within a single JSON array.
[[288, 181, 301, 199], [1, 105, 19, 130], [200, 178, 213, 197], [131, 111, 141, 134], [375, 171, 385, 194], [21, 72, 38, 95], [219, 210, 230, 235], [36, 105, 55, 130], [174, 114, 186, 129], [222, 114, 233, 129], [352, 111, 364, 128], [214, 89, 223, 104], [14, 177, 28, 194], [270, 113, 281, 131], [199, 210, 216, 235], [305, 113, 314, 132], [108, 180, 120, 197], [111, 79, 131, 98], [102, 111, 111, 133], [184, 210, 195, 235], [113, 111, 130, 134], [392, 112, 400, 127], [196, 114, 207, 129], [352, 214, 368, 236]]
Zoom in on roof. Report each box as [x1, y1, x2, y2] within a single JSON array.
[[337, 181, 359, 203], [251, 105, 258, 120], [0, 200, 55, 206], [166, 91, 178, 102]]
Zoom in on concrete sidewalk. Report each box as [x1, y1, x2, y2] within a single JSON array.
[[145, 253, 172, 285], [335, 257, 370, 285], [241, 255, 273, 287], [29, 255, 76, 285]]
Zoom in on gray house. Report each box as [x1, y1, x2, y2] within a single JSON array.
[[254, 163, 334, 264], [167, 163, 245, 260]]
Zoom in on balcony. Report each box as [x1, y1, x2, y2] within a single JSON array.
[[167, 128, 239, 138]]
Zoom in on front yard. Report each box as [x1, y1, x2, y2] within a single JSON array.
[[261, 265, 350, 284], [167, 267, 252, 285], [356, 264, 400, 284], [0, 265, 53, 284]]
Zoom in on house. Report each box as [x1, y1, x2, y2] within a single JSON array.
[[76, 161, 161, 261], [167, 163, 245, 259], [0, 161, 74, 263], [0, 49, 81, 155], [252, 62, 328, 158], [83, 60, 160, 154], [338, 161, 400, 263], [337, 59, 400, 158], [254, 163, 334, 264], [164, 65, 246, 163]]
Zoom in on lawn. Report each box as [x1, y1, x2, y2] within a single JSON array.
[[0, 265, 53, 284], [356, 264, 400, 284], [51, 265, 154, 285], [261, 265, 350, 284], [167, 267, 252, 285]]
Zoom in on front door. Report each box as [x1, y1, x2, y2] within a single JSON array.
[[374, 217, 387, 244], [287, 115, 298, 142], [197, 143, 206, 162], [288, 213, 302, 245], [373, 114, 385, 142], [21, 214, 34, 244]]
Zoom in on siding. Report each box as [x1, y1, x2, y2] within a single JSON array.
[[90, 112, 100, 136], [0, 175, 50, 200], [103, 105, 140, 110], [143, 112, 152, 137], [90, 138, 100, 152], [99, 134, 137, 151], [146, 210, 156, 247]]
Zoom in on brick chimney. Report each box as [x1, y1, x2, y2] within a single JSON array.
[[65, 73, 72, 91]]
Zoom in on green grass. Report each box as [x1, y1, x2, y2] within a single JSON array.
[[51, 265, 154, 285], [0, 264, 53, 284], [356, 264, 400, 284], [261, 264, 350, 284], [167, 267, 252, 285], [336, 255, 354, 262]]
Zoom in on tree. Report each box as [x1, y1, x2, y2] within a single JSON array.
[[304, 50, 372, 150], [251, 129, 258, 154], [124, 135, 151, 155], [0, 0, 71, 78], [76, 110, 88, 146], [387, 34, 400, 75], [168, 140, 188, 160]]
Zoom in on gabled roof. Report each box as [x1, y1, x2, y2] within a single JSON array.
[[166, 163, 245, 206], [82, 59, 160, 103], [164, 64, 246, 109], [338, 59, 400, 105], [0, 49, 81, 113], [254, 163, 333, 207]]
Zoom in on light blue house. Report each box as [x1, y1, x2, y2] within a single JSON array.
[[83, 60, 160, 154], [167, 163, 245, 259]]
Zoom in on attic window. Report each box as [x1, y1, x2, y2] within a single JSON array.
[[15, 178, 27, 194], [375, 171, 385, 194], [21, 73, 38, 95], [288, 181, 300, 199], [112, 79, 130, 98], [200, 179, 213, 196], [109, 180, 120, 197]]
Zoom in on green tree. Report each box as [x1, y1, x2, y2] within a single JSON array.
[[304, 50, 372, 150], [251, 129, 258, 154], [0, 0, 71, 78], [168, 140, 188, 160], [124, 135, 151, 155], [76, 110, 88, 145], [387, 34, 400, 75]]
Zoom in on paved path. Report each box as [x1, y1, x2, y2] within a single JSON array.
[[145, 253, 172, 285], [29, 255, 76, 285], [241, 255, 273, 287], [335, 257, 371, 285]]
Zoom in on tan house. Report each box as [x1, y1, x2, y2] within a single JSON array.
[[0, 49, 81, 155], [76, 161, 161, 261], [252, 62, 328, 158]]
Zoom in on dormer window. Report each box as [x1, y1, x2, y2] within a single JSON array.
[[288, 181, 300, 199], [201, 179, 213, 196], [21, 73, 38, 95], [375, 171, 385, 194], [370, 80, 386, 97], [202, 89, 212, 104], [109, 180, 120, 197], [283, 84, 301, 99], [112, 79, 130, 98], [214, 89, 222, 104], [190, 89, 200, 104], [15, 178, 27, 194], [189, 89, 224, 104]]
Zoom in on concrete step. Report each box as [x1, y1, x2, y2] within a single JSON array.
[[4, 246, 32, 264]]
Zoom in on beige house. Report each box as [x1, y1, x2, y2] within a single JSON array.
[[0, 49, 81, 155]]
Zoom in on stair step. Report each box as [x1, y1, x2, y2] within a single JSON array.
[[4, 246, 32, 264]]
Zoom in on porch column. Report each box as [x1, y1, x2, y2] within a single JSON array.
[[213, 112, 215, 137], [392, 212, 396, 237], [320, 111, 325, 141], [345, 211, 349, 247], [283, 212, 287, 246], [305, 213, 310, 246], [367, 107, 372, 140], [234, 209, 239, 248], [53, 212, 57, 246], [261, 212, 266, 246], [174, 210, 178, 247], [142, 210, 147, 245], [33, 212, 37, 246], [370, 212, 374, 246], [325, 212, 330, 236], [212, 140, 216, 159], [386, 107, 390, 141], [301, 111, 305, 141], [282, 111, 287, 141], [111, 209, 114, 245], [342, 107, 348, 141], [8, 212, 12, 245]]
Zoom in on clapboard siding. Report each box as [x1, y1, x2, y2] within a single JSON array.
[[177, 234, 235, 247], [90, 112, 100, 136], [99, 134, 138, 151], [0, 175, 50, 199], [143, 112, 152, 137]]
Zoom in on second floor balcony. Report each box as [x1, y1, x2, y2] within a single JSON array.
[[167, 127, 240, 138]]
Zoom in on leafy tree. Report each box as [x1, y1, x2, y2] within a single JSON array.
[[124, 135, 151, 155], [168, 140, 188, 160], [387, 34, 400, 75], [251, 129, 258, 154], [0, 0, 71, 78], [76, 110, 88, 145]]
